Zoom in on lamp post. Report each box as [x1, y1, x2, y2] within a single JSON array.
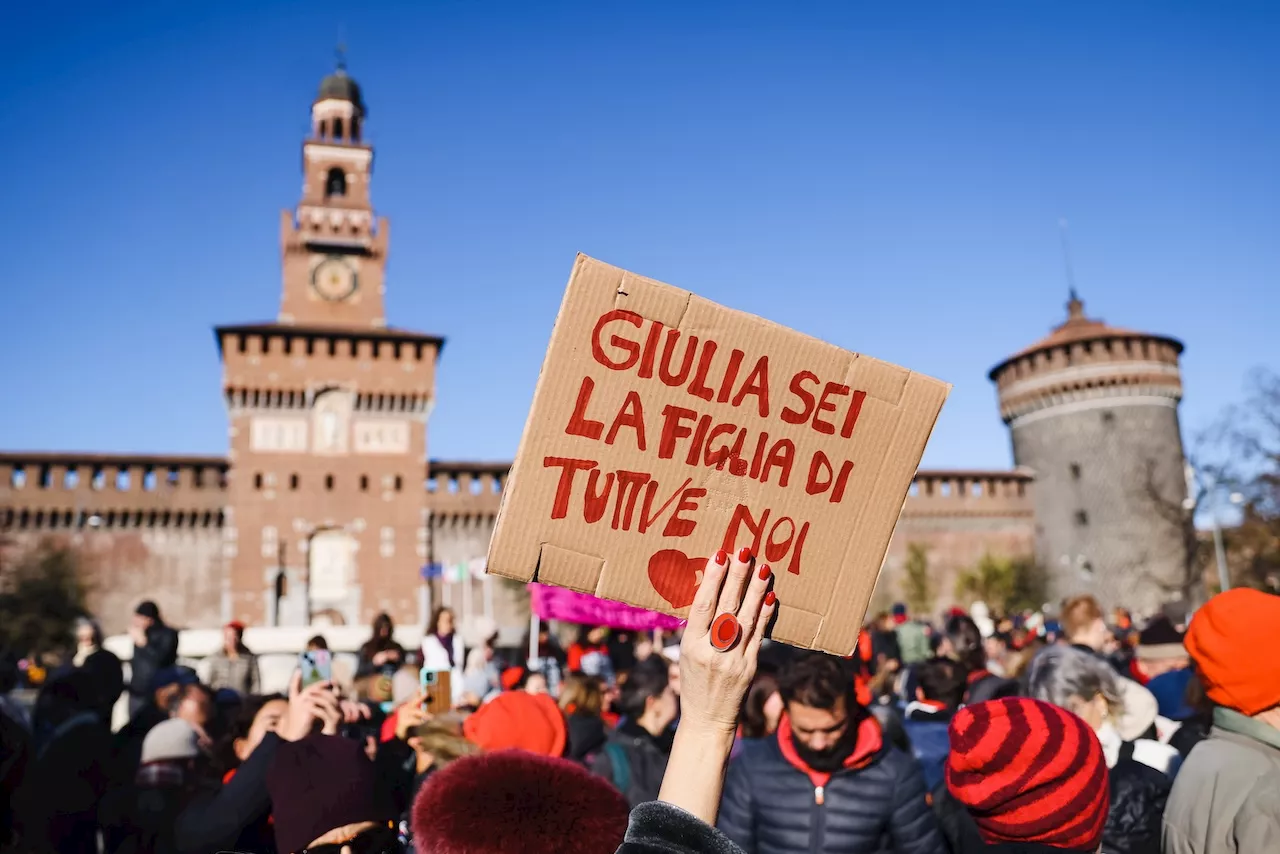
[[1187, 464, 1244, 593]]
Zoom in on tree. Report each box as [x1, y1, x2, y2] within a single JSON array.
[[901, 543, 934, 616], [955, 553, 1048, 614], [1133, 455, 1211, 604], [1200, 368, 1280, 593], [0, 541, 89, 658]]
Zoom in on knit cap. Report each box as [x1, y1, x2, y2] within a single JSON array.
[[946, 697, 1109, 852], [140, 718, 201, 764], [1136, 615, 1185, 661], [1185, 588, 1280, 716], [462, 690, 566, 756]]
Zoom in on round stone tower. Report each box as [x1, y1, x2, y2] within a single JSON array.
[[989, 294, 1190, 613]]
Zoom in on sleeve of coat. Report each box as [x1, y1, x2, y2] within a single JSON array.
[[715, 754, 757, 853], [248, 655, 261, 695], [174, 733, 280, 854], [1235, 791, 1280, 854], [619, 801, 746, 854], [155, 627, 179, 666], [887, 753, 948, 854]]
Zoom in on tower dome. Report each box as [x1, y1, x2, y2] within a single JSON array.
[[989, 295, 1191, 611], [317, 67, 366, 117], [310, 57, 367, 146]]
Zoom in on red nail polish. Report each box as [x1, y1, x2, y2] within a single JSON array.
[[758, 565, 771, 581], [714, 549, 728, 565], [738, 547, 753, 563], [765, 591, 777, 606]]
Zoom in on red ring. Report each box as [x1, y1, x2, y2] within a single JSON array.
[[710, 613, 742, 651]]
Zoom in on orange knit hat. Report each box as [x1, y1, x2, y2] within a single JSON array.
[[463, 690, 567, 757], [1185, 588, 1280, 716]]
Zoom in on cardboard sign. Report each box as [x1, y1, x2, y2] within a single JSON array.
[[487, 255, 949, 655]]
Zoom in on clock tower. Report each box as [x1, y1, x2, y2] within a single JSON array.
[[216, 60, 443, 629], [280, 60, 388, 328]]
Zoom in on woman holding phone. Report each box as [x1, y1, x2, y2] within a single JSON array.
[[421, 607, 466, 705]]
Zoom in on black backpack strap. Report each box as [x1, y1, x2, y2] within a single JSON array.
[[1119, 740, 1136, 763]]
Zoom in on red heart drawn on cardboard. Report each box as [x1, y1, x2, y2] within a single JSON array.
[[647, 549, 705, 609]]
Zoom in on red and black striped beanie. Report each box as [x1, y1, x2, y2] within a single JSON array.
[[945, 697, 1109, 852]]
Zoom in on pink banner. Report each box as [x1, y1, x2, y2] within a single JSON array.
[[528, 583, 685, 632]]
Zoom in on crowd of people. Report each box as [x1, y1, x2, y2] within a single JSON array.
[[0, 549, 1277, 854]]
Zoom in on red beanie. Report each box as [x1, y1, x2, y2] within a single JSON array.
[[462, 690, 567, 757], [411, 750, 627, 854], [946, 698, 1109, 852], [1185, 588, 1280, 716]]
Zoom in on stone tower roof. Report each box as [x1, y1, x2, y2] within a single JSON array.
[[988, 296, 1185, 426]]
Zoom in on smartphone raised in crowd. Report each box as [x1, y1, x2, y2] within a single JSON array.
[[299, 649, 333, 689], [419, 667, 452, 715]]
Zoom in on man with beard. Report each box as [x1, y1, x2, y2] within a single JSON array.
[[718, 652, 945, 854]]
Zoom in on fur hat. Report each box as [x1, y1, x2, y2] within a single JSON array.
[[410, 750, 628, 854]]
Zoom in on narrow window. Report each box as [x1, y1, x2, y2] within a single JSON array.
[[325, 474, 335, 491], [325, 167, 347, 197]]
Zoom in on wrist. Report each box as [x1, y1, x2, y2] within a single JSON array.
[[673, 718, 737, 747]]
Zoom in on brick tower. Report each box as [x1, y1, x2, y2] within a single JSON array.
[[989, 293, 1189, 612], [215, 61, 443, 628]]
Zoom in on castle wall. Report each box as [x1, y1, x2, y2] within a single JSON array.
[[873, 471, 1037, 615], [0, 454, 228, 634], [4, 452, 1034, 638]]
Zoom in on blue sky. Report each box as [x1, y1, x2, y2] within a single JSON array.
[[2, 1, 1277, 469]]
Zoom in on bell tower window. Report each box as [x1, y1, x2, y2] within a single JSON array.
[[325, 167, 347, 198], [333, 117, 345, 141]]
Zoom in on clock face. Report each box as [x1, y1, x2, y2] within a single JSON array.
[[311, 257, 358, 302]]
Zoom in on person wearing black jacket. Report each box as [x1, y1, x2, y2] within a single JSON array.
[[941, 615, 1018, 705], [172, 676, 346, 854], [129, 601, 179, 717], [718, 652, 945, 854], [593, 657, 677, 807], [18, 670, 113, 854]]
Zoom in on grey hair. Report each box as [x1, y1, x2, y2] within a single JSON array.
[[75, 617, 104, 646], [1026, 644, 1125, 719]]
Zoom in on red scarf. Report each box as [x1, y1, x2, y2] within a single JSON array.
[[966, 668, 993, 685], [1128, 657, 1150, 686], [775, 713, 883, 791]]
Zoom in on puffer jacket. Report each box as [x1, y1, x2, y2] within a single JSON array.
[[718, 714, 946, 854], [1102, 742, 1170, 854]]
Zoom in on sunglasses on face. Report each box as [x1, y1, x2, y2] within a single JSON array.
[[299, 823, 402, 854]]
